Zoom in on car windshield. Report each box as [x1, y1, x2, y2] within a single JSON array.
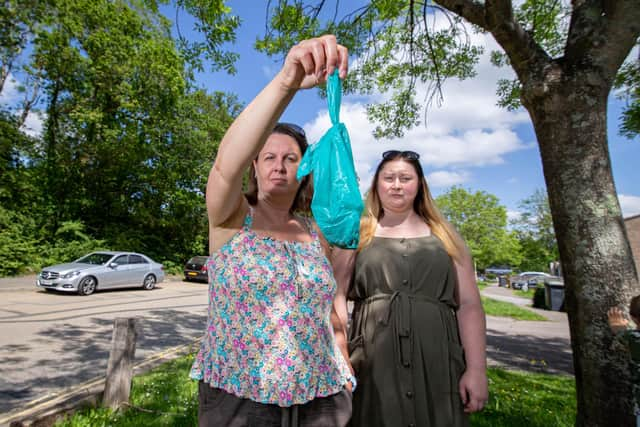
[[188, 256, 208, 264], [75, 253, 114, 265]]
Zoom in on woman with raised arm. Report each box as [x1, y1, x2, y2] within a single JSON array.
[[348, 150, 489, 427], [189, 35, 355, 427]]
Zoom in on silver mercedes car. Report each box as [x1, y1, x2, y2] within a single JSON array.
[[36, 251, 165, 295]]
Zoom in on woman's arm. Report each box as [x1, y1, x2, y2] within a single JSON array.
[[454, 250, 489, 413], [331, 247, 356, 363], [206, 35, 348, 227], [331, 247, 356, 390]]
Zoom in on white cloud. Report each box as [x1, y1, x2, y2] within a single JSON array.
[[301, 32, 531, 195], [0, 74, 21, 104], [620, 194, 640, 218], [507, 210, 522, 222], [20, 110, 45, 138], [1, 74, 45, 138], [426, 170, 470, 188]]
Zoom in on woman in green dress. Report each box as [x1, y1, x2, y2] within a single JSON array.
[[348, 150, 488, 427]]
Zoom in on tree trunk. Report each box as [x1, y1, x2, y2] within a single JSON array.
[[524, 73, 639, 426]]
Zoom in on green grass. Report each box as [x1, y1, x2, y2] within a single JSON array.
[[55, 355, 198, 427], [55, 354, 575, 427], [481, 297, 547, 321], [470, 369, 576, 426], [513, 287, 538, 299]]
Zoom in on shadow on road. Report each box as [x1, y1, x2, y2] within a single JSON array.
[[0, 309, 206, 413], [487, 328, 574, 375]]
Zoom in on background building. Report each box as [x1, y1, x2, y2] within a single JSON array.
[[625, 214, 640, 275]]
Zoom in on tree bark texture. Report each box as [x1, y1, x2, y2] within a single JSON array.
[[434, 0, 640, 425], [525, 75, 638, 426]]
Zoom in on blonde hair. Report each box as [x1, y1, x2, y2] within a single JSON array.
[[359, 155, 467, 263]]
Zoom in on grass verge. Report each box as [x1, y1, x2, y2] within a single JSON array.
[[54, 354, 575, 427], [513, 287, 537, 299], [470, 369, 576, 426], [481, 297, 547, 321]]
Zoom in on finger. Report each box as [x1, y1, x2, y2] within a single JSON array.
[[309, 40, 327, 82], [321, 35, 339, 77], [464, 398, 481, 413], [295, 49, 316, 78], [459, 383, 468, 405], [336, 44, 349, 79]]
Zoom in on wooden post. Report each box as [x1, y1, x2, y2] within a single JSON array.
[[103, 318, 138, 409]]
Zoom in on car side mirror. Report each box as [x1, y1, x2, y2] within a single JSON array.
[[109, 262, 118, 269]]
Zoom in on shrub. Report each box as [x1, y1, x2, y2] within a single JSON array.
[[0, 207, 41, 276], [0, 211, 106, 277], [533, 286, 547, 309]]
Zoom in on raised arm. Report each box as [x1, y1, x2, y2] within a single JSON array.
[[454, 249, 489, 413], [206, 35, 349, 227]]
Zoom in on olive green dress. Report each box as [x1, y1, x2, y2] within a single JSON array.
[[348, 236, 468, 427]]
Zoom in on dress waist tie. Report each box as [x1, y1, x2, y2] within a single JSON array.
[[362, 292, 454, 369]]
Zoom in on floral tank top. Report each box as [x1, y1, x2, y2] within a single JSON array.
[[190, 209, 351, 406]]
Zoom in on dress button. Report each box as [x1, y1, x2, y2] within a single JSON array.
[[408, 424, 416, 427], [402, 279, 408, 285], [406, 391, 414, 399], [402, 253, 408, 258]]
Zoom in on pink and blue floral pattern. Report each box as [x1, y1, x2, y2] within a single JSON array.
[[190, 210, 351, 406]]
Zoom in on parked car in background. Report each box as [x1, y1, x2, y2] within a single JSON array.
[[36, 251, 164, 296], [183, 256, 209, 282], [485, 266, 513, 275], [510, 272, 552, 290]]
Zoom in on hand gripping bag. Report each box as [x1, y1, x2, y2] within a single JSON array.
[[296, 70, 364, 249]]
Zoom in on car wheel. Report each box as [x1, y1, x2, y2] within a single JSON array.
[[77, 277, 97, 296], [142, 274, 156, 290]]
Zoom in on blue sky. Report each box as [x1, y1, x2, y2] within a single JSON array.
[[192, 1, 640, 220], [3, 1, 638, 219]]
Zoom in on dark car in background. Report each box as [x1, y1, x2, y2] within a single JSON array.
[[184, 256, 209, 282]]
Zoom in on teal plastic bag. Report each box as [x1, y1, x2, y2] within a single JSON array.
[[297, 70, 364, 249]]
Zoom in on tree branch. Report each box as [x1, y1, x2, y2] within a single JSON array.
[[565, 0, 640, 83], [433, 0, 486, 28], [436, 0, 550, 85]]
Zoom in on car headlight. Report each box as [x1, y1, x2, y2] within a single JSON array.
[[61, 271, 82, 279]]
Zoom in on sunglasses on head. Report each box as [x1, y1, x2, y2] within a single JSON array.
[[277, 122, 306, 139], [382, 150, 420, 160]]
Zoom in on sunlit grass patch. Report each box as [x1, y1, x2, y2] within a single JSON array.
[[470, 369, 576, 426], [514, 287, 537, 299], [55, 356, 574, 427], [482, 297, 547, 321]]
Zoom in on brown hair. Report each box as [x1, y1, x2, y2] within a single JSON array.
[[359, 151, 467, 262], [630, 295, 640, 320], [244, 123, 312, 214]]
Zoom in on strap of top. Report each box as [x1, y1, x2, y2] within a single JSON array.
[[301, 216, 319, 240], [242, 208, 319, 246], [242, 206, 254, 230]]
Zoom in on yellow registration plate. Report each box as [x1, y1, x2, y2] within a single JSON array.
[[187, 272, 197, 276]]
